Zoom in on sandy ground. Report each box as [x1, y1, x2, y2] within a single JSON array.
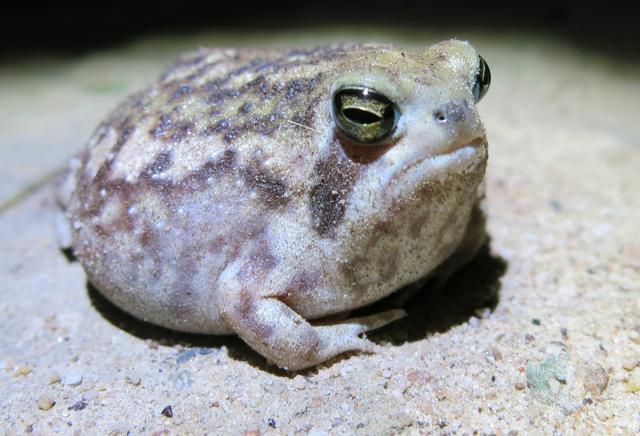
[[1, 29, 639, 435]]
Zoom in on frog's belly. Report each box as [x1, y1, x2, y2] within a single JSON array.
[[75, 214, 239, 335], [70, 176, 271, 334]]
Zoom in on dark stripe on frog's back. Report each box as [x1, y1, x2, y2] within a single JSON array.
[[150, 65, 327, 146], [85, 45, 363, 192], [81, 45, 360, 204], [75, 45, 382, 253], [157, 46, 354, 135], [98, 44, 381, 163], [103, 45, 371, 237], [161, 45, 355, 86]]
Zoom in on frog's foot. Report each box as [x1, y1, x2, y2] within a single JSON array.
[[54, 208, 73, 250], [217, 288, 405, 370], [54, 159, 80, 252]]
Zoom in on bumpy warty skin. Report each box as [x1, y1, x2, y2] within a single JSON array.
[[61, 40, 489, 370]]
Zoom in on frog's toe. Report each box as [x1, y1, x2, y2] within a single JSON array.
[[319, 308, 406, 335]]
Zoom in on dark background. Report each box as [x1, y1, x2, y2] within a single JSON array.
[[1, 2, 637, 60]]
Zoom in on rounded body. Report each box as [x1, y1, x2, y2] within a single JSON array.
[[61, 40, 489, 369]]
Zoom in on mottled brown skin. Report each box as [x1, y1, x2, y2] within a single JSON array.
[[60, 40, 489, 370]]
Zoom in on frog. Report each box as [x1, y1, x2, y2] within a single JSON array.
[[57, 39, 491, 370]]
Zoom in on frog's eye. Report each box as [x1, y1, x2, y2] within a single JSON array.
[[472, 55, 491, 103], [332, 86, 399, 144]]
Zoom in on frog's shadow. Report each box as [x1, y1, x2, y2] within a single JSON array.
[[364, 240, 506, 345], [87, 239, 506, 376]]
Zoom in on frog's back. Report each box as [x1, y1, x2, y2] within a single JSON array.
[[64, 45, 371, 333]]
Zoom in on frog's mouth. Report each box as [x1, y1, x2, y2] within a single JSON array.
[[433, 136, 486, 158], [385, 136, 486, 191]]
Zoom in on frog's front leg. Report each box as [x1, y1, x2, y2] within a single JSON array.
[[433, 197, 487, 286], [393, 198, 487, 307], [216, 276, 405, 370]]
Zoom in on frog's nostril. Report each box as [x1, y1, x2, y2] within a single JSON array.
[[434, 110, 447, 123], [434, 101, 469, 124]]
